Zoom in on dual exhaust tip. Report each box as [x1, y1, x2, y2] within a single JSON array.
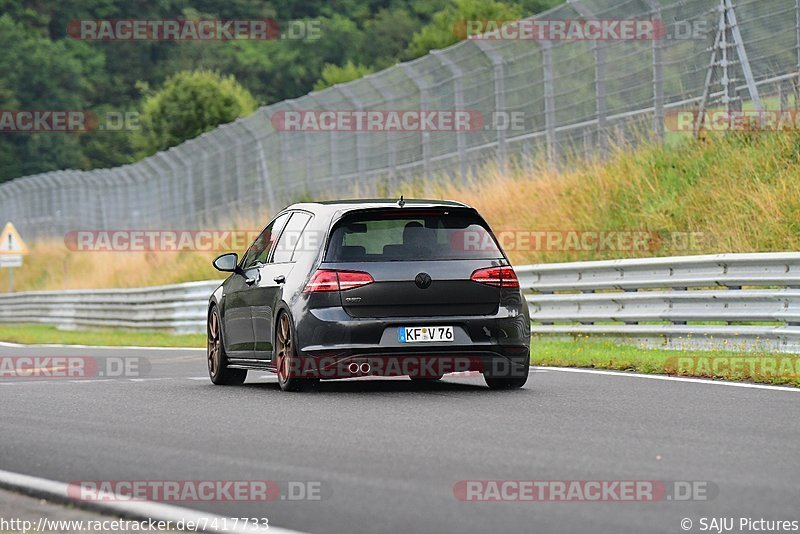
[[348, 362, 371, 374]]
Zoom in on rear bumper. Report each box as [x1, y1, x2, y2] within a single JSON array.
[[292, 306, 530, 379]]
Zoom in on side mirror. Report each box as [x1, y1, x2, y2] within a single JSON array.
[[213, 253, 239, 272]]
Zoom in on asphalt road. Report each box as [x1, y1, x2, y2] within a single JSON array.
[[0, 343, 798, 534]]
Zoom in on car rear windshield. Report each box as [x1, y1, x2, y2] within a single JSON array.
[[325, 209, 503, 262]]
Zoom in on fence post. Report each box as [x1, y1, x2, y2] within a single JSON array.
[[541, 41, 558, 168], [160, 152, 181, 225], [215, 126, 244, 211], [795, 0, 800, 107], [569, 0, 608, 156], [118, 166, 138, 228], [724, 0, 761, 112], [365, 74, 398, 185], [241, 118, 276, 212], [473, 40, 508, 173], [287, 100, 314, 196], [336, 84, 367, 188], [646, 0, 665, 142], [432, 49, 468, 180], [195, 136, 216, 225], [139, 159, 166, 226], [400, 62, 432, 182], [168, 148, 196, 224]]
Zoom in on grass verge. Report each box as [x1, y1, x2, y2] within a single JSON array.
[[1, 325, 797, 388], [532, 336, 800, 387], [12, 130, 800, 292], [0, 324, 204, 348]]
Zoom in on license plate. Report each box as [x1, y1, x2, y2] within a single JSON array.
[[398, 326, 454, 343]]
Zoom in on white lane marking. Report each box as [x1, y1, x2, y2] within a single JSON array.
[[186, 377, 210, 381], [128, 378, 171, 382], [0, 468, 309, 534], [535, 366, 800, 392], [0, 341, 203, 351]]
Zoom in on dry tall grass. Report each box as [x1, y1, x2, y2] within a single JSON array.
[[10, 131, 800, 292]]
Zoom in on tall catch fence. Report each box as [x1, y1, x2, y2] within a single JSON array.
[[1, 0, 798, 239]]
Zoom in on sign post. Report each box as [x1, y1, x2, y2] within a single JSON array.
[[0, 222, 28, 292]]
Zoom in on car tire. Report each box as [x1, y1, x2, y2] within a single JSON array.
[[208, 306, 248, 385], [275, 311, 318, 392], [483, 374, 528, 389], [483, 356, 529, 389]]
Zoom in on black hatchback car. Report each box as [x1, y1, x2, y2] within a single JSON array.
[[208, 199, 530, 391]]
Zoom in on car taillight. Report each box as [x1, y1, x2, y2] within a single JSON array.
[[303, 269, 374, 292], [470, 266, 520, 288]]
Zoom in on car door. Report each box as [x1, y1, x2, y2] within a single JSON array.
[[251, 211, 313, 360], [222, 213, 290, 358]]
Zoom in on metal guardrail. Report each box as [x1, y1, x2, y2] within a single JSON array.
[[518, 252, 800, 352], [0, 280, 222, 334], [1, 252, 800, 351]]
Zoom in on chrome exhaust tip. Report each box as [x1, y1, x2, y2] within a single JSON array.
[[348, 362, 360, 374], [359, 362, 371, 374]]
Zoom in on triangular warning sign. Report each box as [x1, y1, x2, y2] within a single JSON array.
[[0, 222, 28, 255]]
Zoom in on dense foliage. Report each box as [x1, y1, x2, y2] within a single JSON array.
[[0, 0, 560, 183]]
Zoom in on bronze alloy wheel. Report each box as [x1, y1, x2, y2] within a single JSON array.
[[207, 307, 247, 385], [274, 312, 317, 392], [207, 309, 221, 377]]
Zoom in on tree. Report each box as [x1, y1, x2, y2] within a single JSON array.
[[134, 70, 257, 156], [358, 7, 422, 70], [405, 0, 524, 59], [314, 61, 374, 91]]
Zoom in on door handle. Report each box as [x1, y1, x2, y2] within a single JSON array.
[[245, 276, 258, 285], [273, 275, 286, 284]]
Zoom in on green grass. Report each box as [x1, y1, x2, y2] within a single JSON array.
[[1, 324, 798, 388], [532, 336, 800, 387], [0, 324, 204, 348]]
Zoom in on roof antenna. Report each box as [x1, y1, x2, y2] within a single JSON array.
[[397, 195, 405, 207]]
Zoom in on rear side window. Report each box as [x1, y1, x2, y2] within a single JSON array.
[[241, 212, 290, 268], [272, 212, 312, 263], [325, 209, 502, 262]]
